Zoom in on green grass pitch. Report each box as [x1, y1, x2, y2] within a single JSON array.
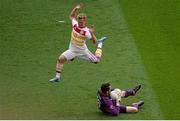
[[0, 0, 179, 119]]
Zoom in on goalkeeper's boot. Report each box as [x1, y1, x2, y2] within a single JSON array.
[[132, 100, 144, 109], [132, 84, 141, 95], [97, 37, 107, 44], [49, 77, 60, 83]]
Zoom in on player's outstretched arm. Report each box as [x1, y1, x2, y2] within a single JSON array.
[[69, 3, 83, 21], [89, 25, 97, 44]]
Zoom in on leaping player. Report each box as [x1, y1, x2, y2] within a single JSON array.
[[49, 3, 107, 82]]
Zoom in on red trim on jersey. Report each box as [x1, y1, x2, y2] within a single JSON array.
[[73, 24, 86, 36]]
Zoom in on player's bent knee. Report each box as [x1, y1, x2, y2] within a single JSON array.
[[132, 108, 138, 113], [94, 61, 99, 64], [58, 55, 67, 63], [126, 106, 138, 113], [93, 58, 100, 64]]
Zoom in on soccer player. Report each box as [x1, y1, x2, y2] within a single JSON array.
[[49, 3, 107, 82], [97, 82, 144, 116]]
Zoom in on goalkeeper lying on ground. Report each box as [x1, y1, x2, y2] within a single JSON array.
[[97, 82, 144, 116]]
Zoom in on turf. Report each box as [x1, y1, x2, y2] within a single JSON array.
[[119, 0, 180, 119], [0, 0, 179, 119]]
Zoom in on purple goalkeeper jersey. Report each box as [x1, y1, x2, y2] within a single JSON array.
[[97, 90, 120, 115]]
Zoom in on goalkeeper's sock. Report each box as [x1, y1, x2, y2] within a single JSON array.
[[124, 90, 134, 97], [132, 84, 141, 94], [124, 84, 141, 97], [132, 101, 144, 109]]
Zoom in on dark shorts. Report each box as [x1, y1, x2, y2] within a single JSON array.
[[119, 105, 127, 113], [100, 105, 127, 115]]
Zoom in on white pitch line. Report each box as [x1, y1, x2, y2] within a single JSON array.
[[58, 20, 66, 23]]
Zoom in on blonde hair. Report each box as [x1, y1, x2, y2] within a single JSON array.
[[77, 13, 87, 20]]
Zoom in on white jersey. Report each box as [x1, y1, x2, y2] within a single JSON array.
[[70, 18, 92, 50], [62, 18, 99, 63]]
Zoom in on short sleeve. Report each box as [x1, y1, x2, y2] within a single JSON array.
[[72, 18, 78, 27], [85, 29, 92, 40]]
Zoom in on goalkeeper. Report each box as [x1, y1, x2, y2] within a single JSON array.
[[97, 82, 144, 116]]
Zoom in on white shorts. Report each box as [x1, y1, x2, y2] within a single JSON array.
[[62, 44, 98, 63]]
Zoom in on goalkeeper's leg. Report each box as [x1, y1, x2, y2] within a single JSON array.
[[121, 84, 141, 98], [119, 101, 144, 113]]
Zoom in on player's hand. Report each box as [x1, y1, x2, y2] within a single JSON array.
[[89, 25, 95, 33], [75, 3, 84, 9]]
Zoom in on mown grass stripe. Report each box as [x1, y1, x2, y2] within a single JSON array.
[[99, 0, 164, 119], [117, 0, 164, 119]]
